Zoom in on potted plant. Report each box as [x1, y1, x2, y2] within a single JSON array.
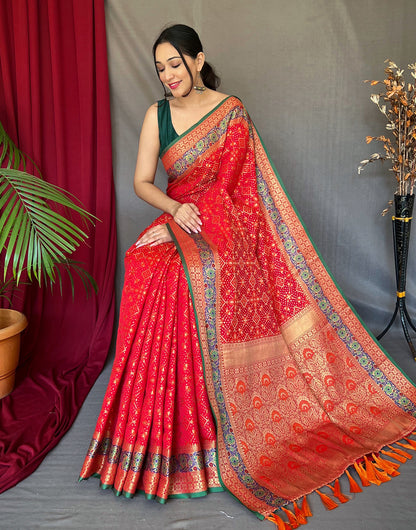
[[0, 120, 96, 398], [358, 60, 416, 356]]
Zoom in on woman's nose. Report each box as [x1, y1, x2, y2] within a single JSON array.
[[164, 69, 174, 81]]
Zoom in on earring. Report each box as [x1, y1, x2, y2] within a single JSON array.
[[193, 72, 206, 93]]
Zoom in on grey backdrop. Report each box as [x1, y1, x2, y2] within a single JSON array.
[[107, 0, 416, 334]]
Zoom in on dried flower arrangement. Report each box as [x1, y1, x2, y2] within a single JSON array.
[[358, 60, 416, 214]]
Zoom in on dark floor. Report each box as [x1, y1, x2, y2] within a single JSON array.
[[1, 334, 416, 530]]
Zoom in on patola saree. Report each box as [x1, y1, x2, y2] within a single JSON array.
[[80, 96, 416, 523]]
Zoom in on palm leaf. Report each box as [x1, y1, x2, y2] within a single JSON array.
[[0, 122, 40, 174], [0, 122, 97, 292]]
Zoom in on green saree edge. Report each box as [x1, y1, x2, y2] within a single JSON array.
[[80, 472, 224, 501], [166, 223, 264, 519], [253, 122, 416, 389], [161, 95, 234, 157]]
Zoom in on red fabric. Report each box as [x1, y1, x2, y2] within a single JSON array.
[[80, 236, 220, 499], [158, 98, 416, 516], [0, 0, 116, 493]]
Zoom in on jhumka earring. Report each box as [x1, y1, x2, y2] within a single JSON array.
[[194, 73, 206, 93]]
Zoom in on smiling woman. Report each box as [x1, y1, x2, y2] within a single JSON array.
[[79, 22, 416, 529], [155, 46, 199, 96]]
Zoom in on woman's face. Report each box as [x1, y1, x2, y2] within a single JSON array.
[[155, 42, 202, 97]]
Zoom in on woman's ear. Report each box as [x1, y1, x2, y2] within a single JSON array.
[[196, 51, 205, 71]]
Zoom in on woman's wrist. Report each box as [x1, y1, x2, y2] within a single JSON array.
[[167, 200, 180, 217]]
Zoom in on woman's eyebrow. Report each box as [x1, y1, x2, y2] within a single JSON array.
[[155, 56, 181, 64]]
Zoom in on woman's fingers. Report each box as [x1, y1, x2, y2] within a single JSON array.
[[136, 203, 203, 247], [174, 203, 202, 233], [135, 224, 173, 247]]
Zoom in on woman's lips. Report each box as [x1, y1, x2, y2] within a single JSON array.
[[168, 81, 181, 90]]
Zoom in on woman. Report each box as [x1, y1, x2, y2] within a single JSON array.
[[80, 24, 416, 526]]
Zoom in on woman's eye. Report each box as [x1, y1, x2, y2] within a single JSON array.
[[171, 63, 181, 68], [157, 69, 164, 73]]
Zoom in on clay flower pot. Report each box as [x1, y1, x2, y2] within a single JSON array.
[[0, 308, 28, 399]]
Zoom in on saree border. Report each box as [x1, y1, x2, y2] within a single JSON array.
[[252, 124, 416, 396], [167, 223, 273, 517]]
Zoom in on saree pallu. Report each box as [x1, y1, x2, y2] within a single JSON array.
[[80, 96, 416, 522]]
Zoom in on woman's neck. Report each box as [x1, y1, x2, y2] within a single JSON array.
[[172, 88, 214, 108]]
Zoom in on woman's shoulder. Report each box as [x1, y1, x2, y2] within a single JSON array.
[[143, 101, 164, 124], [148, 100, 165, 112], [217, 93, 245, 109], [140, 103, 159, 134], [211, 92, 242, 104]]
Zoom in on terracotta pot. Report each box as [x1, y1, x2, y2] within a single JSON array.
[[0, 308, 28, 399]]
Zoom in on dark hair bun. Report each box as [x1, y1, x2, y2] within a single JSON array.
[[201, 61, 220, 90]]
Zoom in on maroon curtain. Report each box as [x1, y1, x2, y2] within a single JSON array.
[[0, 0, 116, 492]]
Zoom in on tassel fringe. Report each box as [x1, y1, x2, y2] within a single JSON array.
[[396, 440, 416, 452], [266, 513, 287, 530], [267, 497, 313, 529], [362, 455, 382, 485], [353, 461, 371, 487], [301, 496, 312, 517], [380, 449, 407, 463], [387, 444, 413, 459], [345, 468, 362, 493], [404, 437, 416, 449], [293, 501, 308, 525], [266, 434, 416, 527], [316, 489, 338, 510], [281, 506, 301, 527], [372, 453, 400, 477], [372, 453, 400, 471], [327, 478, 350, 503]]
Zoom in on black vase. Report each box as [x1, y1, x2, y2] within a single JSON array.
[[377, 193, 416, 358]]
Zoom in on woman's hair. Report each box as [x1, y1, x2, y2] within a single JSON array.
[[152, 24, 220, 98]]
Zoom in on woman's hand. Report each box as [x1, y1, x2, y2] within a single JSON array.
[[171, 203, 202, 234], [135, 224, 173, 248]]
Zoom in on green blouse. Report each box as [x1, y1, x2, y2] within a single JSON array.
[[157, 99, 178, 156]]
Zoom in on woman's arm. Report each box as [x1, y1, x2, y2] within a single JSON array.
[[134, 104, 202, 239]]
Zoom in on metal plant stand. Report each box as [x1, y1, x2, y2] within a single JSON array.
[[377, 194, 416, 359]]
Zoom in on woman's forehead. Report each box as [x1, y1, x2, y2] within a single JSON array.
[[155, 42, 180, 62]]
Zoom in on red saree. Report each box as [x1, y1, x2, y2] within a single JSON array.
[[80, 96, 416, 523]]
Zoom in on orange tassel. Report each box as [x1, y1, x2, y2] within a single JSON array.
[[404, 437, 416, 449], [396, 440, 416, 451], [331, 478, 350, 503], [363, 456, 383, 485], [266, 513, 287, 530], [373, 465, 391, 483], [301, 496, 312, 517], [316, 489, 338, 510], [380, 449, 407, 463], [281, 507, 300, 528], [374, 453, 400, 470], [353, 461, 370, 487], [387, 444, 413, 459], [345, 468, 362, 493], [293, 501, 308, 525], [372, 454, 400, 476]]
